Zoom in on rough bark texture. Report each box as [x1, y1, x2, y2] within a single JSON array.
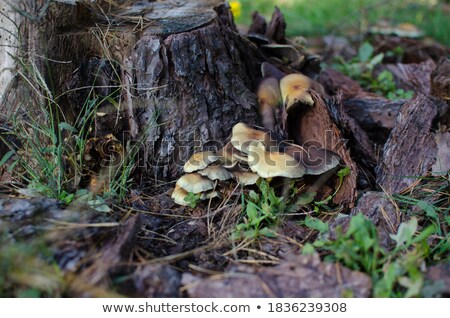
[[288, 92, 358, 205], [327, 94, 376, 165], [376, 94, 445, 193], [343, 96, 404, 143], [376, 58, 450, 193], [134, 23, 261, 180], [377, 60, 435, 95]]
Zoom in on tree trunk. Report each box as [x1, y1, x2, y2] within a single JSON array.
[[1, 0, 263, 180]]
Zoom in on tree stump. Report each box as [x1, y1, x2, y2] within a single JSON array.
[[1, 0, 361, 206], [1, 0, 263, 181]]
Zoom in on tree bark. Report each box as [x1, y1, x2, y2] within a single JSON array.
[[376, 58, 449, 193]]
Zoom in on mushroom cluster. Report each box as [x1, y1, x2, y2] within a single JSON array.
[[171, 122, 340, 206]]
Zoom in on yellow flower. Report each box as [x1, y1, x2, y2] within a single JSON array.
[[229, 1, 242, 19]]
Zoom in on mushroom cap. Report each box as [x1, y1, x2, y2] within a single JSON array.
[[216, 142, 243, 168], [233, 171, 260, 186], [281, 142, 340, 175], [247, 141, 305, 178], [257, 78, 281, 130], [184, 151, 218, 173], [280, 73, 314, 109], [261, 62, 287, 80], [176, 173, 215, 194], [198, 165, 234, 181], [171, 184, 190, 206], [261, 44, 305, 69], [230, 123, 276, 154], [200, 190, 221, 200], [257, 78, 281, 108]]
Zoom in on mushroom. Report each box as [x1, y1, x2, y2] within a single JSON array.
[[233, 171, 260, 186], [280, 142, 340, 175], [257, 77, 281, 130], [198, 165, 234, 181], [216, 142, 242, 168], [246, 140, 305, 179], [171, 184, 190, 206], [184, 151, 218, 173], [230, 123, 277, 154], [176, 173, 215, 194], [279, 73, 315, 109], [261, 62, 287, 80], [200, 190, 221, 200], [261, 44, 305, 69]]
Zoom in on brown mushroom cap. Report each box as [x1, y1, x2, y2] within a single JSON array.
[[184, 151, 218, 173], [261, 62, 287, 80], [198, 165, 234, 181], [247, 141, 305, 178], [281, 142, 340, 175], [280, 73, 314, 109], [261, 44, 305, 69], [230, 123, 277, 154], [176, 173, 215, 194], [171, 184, 190, 206], [216, 142, 243, 168]]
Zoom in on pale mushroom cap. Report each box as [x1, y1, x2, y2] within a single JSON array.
[[247, 141, 305, 178], [200, 191, 221, 200], [257, 78, 281, 108], [198, 165, 234, 181], [176, 173, 215, 194], [171, 184, 190, 206], [184, 151, 218, 173], [230, 123, 276, 154], [233, 171, 260, 186], [280, 73, 314, 109], [257, 78, 281, 130], [282, 143, 340, 175]]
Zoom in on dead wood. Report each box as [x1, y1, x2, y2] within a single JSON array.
[[287, 92, 358, 205], [376, 59, 436, 95], [371, 35, 450, 64], [182, 254, 372, 297], [376, 93, 447, 193]]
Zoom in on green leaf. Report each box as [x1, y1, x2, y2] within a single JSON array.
[[7, 160, 19, 173], [416, 200, 438, 220], [399, 276, 423, 298], [358, 42, 374, 63], [298, 191, 316, 205], [368, 53, 384, 67], [302, 243, 316, 255], [88, 198, 111, 212], [0, 150, 15, 166], [337, 166, 350, 178], [184, 192, 200, 208], [58, 122, 78, 133], [248, 190, 260, 203], [258, 227, 276, 238], [304, 216, 329, 233], [246, 201, 259, 221], [390, 218, 418, 249]]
